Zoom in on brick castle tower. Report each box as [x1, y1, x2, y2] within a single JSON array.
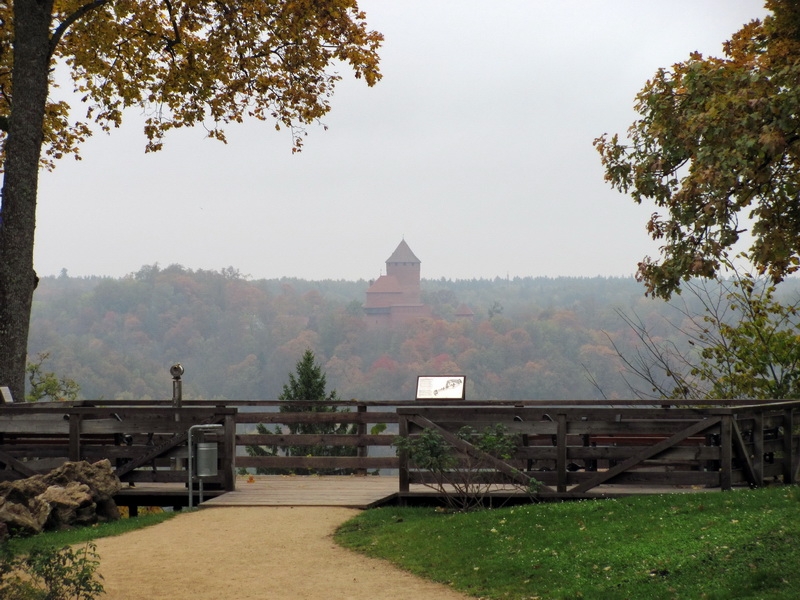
[[363, 239, 430, 327]]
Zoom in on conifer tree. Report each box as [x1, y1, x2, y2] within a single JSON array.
[[249, 349, 356, 475]]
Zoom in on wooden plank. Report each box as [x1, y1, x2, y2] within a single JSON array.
[[69, 414, 81, 461], [235, 412, 398, 425], [236, 434, 395, 446], [202, 475, 399, 508], [236, 456, 398, 469], [398, 415, 409, 494], [752, 413, 764, 485], [0, 421, 71, 434], [80, 412, 232, 434], [410, 419, 721, 437], [400, 405, 732, 420], [731, 419, 757, 487], [784, 408, 795, 484], [570, 417, 722, 494], [356, 406, 368, 476], [0, 449, 37, 477], [556, 414, 567, 493], [224, 413, 236, 491], [125, 470, 203, 483], [520, 445, 720, 461], [411, 469, 721, 488], [720, 415, 733, 490]]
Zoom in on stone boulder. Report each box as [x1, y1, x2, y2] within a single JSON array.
[[0, 494, 51, 538], [0, 460, 123, 541], [40, 482, 95, 530]]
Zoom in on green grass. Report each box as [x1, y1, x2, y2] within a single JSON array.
[[5, 510, 177, 557], [335, 486, 800, 599]]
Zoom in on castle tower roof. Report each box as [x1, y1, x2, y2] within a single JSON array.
[[386, 239, 420, 264]]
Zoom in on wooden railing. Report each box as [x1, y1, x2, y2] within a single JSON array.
[[2, 399, 798, 502], [0, 402, 237, 491], [396, 400, 800, 499], [0, 400, 404, 485], [229, 400, 400, 474]]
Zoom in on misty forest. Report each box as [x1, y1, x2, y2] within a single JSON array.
[[25, 264, 800, 402]]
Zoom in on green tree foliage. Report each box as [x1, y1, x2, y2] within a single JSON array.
[[249, 349, 357, 474], [595, 0, 800, 299], [25, 352, 80, 402], [0, 0, 382, 402]]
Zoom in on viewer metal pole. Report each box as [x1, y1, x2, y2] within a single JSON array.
[[170, 364, 184, 471]]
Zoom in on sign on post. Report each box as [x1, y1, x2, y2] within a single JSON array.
[[415, 376, 466, 400]]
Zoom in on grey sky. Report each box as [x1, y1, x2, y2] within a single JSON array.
[[34, 1, 767, 282]]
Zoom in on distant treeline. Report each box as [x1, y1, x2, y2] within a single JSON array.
[[30, 264, 795, 402]]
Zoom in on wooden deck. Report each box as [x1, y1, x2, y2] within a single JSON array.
[[201, 475, 399, 509]]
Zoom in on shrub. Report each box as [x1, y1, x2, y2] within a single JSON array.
[[396, 423, 540, 511], [0, 542, 104, 600]]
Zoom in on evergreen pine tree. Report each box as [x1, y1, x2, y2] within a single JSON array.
[[247, 349, 356, 474]]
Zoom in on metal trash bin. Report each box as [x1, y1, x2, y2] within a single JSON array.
[[196, 442, 218, 477]]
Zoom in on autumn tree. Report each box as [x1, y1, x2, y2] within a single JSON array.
[[0, 1, 382, 401], [595, 0, 800, 299]]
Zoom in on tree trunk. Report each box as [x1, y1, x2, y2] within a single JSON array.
[[0, 0, 54, 402]]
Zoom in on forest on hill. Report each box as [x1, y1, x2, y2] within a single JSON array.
[[28, 264, 787, 402]]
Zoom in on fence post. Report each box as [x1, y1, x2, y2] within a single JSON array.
[[720, 414, 732, 491], [356, 404, 368, 476], [398, 413, 409, 496], [556, 414, 567, 493], [68, 413, 82, 462], [224, 412, 237, 491], [752, 412, 764, 485], [783, 408, 795, 484]]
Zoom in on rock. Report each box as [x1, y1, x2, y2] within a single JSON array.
[[0, 476, 47, 504], [40, 482, 94, 530], [0, 494, 51, 537], [96, 498, 121, 522], [0, 460, 123, 538], [42, 459, 122, 501]]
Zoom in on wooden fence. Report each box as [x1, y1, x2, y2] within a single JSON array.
[[0, 403, 237, 492], [230, 400, 399, 474], [1, 399, 798, 503], [0, 400, 402, 487], [396, 400, 800, 499]]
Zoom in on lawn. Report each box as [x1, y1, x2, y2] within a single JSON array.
[[335, 486, 800, 599], [4, 510, 176, 557]]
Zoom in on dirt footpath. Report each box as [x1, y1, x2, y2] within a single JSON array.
[[92, 507, 471, 600]]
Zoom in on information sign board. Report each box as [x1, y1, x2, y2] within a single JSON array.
[[415, 376, 466, 400]]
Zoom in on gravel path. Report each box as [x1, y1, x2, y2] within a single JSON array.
[[92, 507, 471, 600]]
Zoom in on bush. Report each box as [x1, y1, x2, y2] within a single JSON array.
[[0, 542, 104, 600], [396, 423, 540, 511]]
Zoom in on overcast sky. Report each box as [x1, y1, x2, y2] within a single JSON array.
[[33, 1, 767, 282]]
